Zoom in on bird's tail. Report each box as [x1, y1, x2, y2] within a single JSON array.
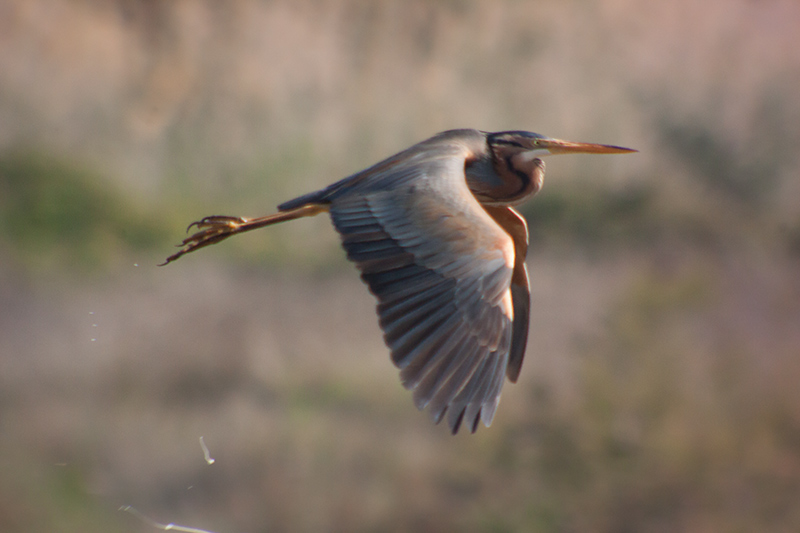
[[161, 203, 329, 265]]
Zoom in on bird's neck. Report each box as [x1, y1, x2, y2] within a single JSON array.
[[466, 145, 544, 206]]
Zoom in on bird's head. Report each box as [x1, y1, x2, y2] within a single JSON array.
[[471, 130, 636, 205], [487, 130, 637, 160]]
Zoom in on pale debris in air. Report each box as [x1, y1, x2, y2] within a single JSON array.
[[199, 436, 215, 465], [120, 506, 220, 533]]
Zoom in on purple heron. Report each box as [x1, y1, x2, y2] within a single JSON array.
[[164, 129, 635, 433]]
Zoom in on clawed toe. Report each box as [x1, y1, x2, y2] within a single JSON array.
[[186, 215, 247, 232], [160, 215, 249, 265]]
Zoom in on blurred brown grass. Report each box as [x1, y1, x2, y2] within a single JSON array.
[[1, 0, 800, 531]]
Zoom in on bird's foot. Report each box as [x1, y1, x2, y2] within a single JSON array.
[[160, 215, 249, 265], [186, 215, 248, 232]]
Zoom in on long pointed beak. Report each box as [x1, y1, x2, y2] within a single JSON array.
[[540, 138, 637, 155]]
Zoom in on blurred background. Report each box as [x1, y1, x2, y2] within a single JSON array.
[[1, 0, 799, 531]]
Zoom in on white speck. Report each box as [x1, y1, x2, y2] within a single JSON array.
[[134, 263, 139, 267], [90, 338, 96, 342], [120, 506, 220, 533], [199, 436, 215, 464]]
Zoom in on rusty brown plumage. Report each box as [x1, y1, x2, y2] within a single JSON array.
[[163, 129, 635, 433]]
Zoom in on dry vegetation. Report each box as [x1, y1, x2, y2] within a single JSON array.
[[1, 1, 800, 531]]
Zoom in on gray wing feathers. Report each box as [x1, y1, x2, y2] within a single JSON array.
[[330, 183, 515, 433]]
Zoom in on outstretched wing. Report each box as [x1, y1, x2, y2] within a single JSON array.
[[326, 135, 520, 433]]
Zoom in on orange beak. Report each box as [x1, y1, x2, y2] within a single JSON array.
[[539, 138, 638, 155]]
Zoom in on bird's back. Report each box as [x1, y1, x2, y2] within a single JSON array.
[[277, 129, 489, 211]]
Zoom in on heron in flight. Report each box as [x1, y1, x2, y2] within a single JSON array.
[[164, 129, 635, 433]]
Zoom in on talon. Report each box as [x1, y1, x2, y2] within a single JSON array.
[[164, 215, 250, 266], [186, 215, 247, 233]]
